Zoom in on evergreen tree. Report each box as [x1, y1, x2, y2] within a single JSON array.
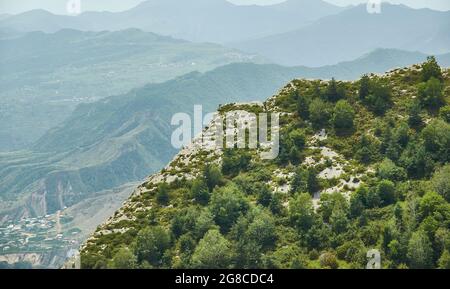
[[309, 98, 331, 128], [324, 78, 345, 102], [297, 92, 310, 119], [156, 183, 170, 205], [191, 179, 210, 205], [407, 230, 434, 269], [332, 100, 355, 132], [418, 77, 444, 108], [421, 56, 443, 83], [359, 74, 371, 100], [289, 193, 315, 232], [408, 100, 423, 128]]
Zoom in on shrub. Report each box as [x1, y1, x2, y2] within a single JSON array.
[[156, 183, 170, 205], [319, 252, 339, 269]]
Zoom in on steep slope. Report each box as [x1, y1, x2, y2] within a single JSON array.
[[2, 49, 448, 221], [0, 63, 303, 220], [233, 3, 450, 66], [80, 62, 450, 269], [2, 51, 448, 268], [0, 0, 345, 43], [0, 28, 261, 151]]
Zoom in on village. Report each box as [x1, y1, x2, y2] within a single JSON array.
[[0, 211, 81, 267]]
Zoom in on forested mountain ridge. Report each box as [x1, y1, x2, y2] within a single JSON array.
[[3, 49, 448, 225], [80, 58, 450, 269]]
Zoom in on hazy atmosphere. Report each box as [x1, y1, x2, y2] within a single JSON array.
[[0, 0, 449, 272], [0, 0, 449, 14]]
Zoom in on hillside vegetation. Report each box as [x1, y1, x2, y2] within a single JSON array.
[[3, 49, 438, 223], [78, 59, 450, 268]]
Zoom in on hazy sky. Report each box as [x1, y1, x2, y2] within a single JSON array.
[[0, 0, 449, 15]]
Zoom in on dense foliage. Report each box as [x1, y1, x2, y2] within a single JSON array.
[[81, 59, 450, 269]]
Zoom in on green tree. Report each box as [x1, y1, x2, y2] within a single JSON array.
[[309, 98, 331, 128], [191, 229, 234, 269], [231, 207, 277, 268], [291, 167, 319, 195], [222, 149, 252, 177], [364, 79, 392, 115], [175, 233, 197, 268], [356, 134, 380, 164], [289, 193, 315, 232], [438, 250, 450, 269], [350, 186, 368, 218], [387, 239, 403, 263], [359, 74, 371, 100], [318, 192, 348, 223], [432, 164, 450, 202], [419, 191, 447, 220], [209, 184, 249, 233], [257, 183, 273, 207], [330, 207, 349, 234], [156, 183, 170, 206], [269, 192, 284, 216], [377, 158, 406, 181], [399, 139, 434, 178], [203, 164, 223, 192], [408, 100, 423, 128], [171, 207, 200, 238], [332, 100, 355, 132], [194, 209, 217, 239], [420, 56, 443, 83], [306, 222, 331, 250], [422, 119, 450, 163], [135, 226, 171, 266], [245, 211, 277, 249], [418, 77, 444, 108], [191, 179, 210, 205], [407, 230, 434, 269], [109, 247, 137, 269], [324, 78, 346, 102], [289, 129, 306, 150], [297, 92, 310, 119], [377, 180, 397, 206]]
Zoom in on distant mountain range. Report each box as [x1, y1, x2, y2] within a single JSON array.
[[2, 2, 449, 68], [0, 0, 345, 43], [233, 3, 450, 66], [2, 48, 448, 224], [0, 29, 262, 151]]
